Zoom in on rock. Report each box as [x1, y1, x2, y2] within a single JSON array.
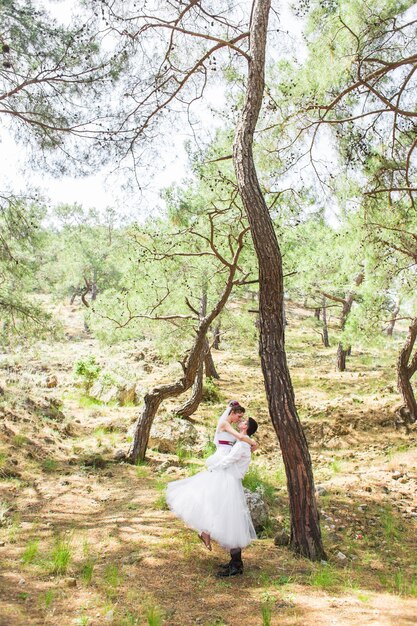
[[114, 450, 127, 462], [45, 375, 58, 388], [80, 454, 107, 469], [90, 379, 138, 406], [244, 488, 269, 531], [316, 485, 328, 496], [18, 578, 26, 586], [274, 530, 290, 546], [0, 541, 5, 547], [105, 610, 114, 622], [148, 417, 198, 454], [121, 552, 143, 565], [336, 551, 347, 562], [65, 577, 77, 588]]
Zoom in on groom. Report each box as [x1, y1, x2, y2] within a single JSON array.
[[208, 416, 259, 577]]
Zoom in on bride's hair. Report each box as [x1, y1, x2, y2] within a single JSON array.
[[247, 417, 258, 436], [230, 403, 245, 415]]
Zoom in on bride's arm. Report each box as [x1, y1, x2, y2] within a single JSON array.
[[220, 421, 256, 447]]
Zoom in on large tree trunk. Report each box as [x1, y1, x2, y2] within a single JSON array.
[[397, 317, 417, 424], [233, 0, 325, 560]]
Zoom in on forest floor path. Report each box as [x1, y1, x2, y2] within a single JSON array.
[[0, 302, 417, 625]]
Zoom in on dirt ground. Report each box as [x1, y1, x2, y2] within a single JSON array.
[[0, 303, 416, 625]]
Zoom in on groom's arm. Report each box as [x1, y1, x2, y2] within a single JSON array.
[[208, 442, 249, 471]]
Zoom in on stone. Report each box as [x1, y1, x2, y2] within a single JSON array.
[[316, 485, 328, 496], [105, 610, 114, 622], [90, 380, 138, 406], [274, 530, 290, 547], [65, 577, 77, 588], [336, 551, 347, 562], [244, 488, 269, 531], [45, 375, 58, 388], [114, 449, 127, 462], [148, 417, 198, 454]]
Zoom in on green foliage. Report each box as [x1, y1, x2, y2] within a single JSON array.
[[202, 378, 224, 404], [242, 465, 276, 505], [74, 357, 101, 392], [310, 563, 340, 588]]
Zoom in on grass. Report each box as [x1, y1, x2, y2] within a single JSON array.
[[381, 507, 403, 542], [242, 464, 276, 504], [50, 537, 72, 575], [41, 589, 55, 610], [310, 563, 340, 589], [78, 395, 103, 408], [103, 563, 123, 599], [42, 458, 59, 473], [21, 538, 40, 565], [146, 605, 164, 626], [330, 459, 342, 474], [12, 434, 27, 447]]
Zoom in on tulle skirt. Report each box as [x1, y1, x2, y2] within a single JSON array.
[[166, 469, 257, 550]]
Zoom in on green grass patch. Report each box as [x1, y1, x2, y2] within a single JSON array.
[[242, 464, 276, 504], [310, 563, 340, 588], [50, 537, 72, 575], [42, 458, 59, 473], [78, 395, 103, 408], [21, 538, 40, 565]]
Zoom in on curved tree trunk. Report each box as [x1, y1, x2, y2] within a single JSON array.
[[175, 361, 204, 418], [397, 317, 417, 424], [233, 0, 325, 560], [127, 231, 247, 464]]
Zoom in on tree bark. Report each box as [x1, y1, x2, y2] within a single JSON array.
[[322, 298, 330, 347], [397, 317, 417, 424], [212, 323, 221, 349], [337, 343, 346, 371], [204, 345, 220, 379], [233, 0, 325, 560], [175, 361, 204, 418], [386, 302, 400, 337], [314, 307, 321, 320]]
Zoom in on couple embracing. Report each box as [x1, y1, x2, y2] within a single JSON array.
[[166, 401, 259, 577]]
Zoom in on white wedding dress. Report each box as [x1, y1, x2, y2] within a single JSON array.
[[166, 409, 256, 550]]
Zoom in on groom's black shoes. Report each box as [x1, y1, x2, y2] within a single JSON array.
[[216, 563, 243, 577]]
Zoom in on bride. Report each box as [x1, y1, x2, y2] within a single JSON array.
[[206, 400, 258, 469], [166, 404, 258, 553]]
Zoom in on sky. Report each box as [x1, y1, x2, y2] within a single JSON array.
[[0, 0, 306, 220]]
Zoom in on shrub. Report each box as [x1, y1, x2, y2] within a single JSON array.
[[74, 357, 101, 392]]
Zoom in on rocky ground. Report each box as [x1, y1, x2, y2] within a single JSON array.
[[0, 302, 416, 625]]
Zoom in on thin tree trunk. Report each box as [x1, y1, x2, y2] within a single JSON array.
[[204, 345, 220, 379], [233, 0, 325, 560], [314, 308, 321, 320], [212, 323, 221, 349], [337, 343, 347, 371], [322, 298, 330, 347], [397, 317, 417, 424], [386, 302, 400, 337]]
